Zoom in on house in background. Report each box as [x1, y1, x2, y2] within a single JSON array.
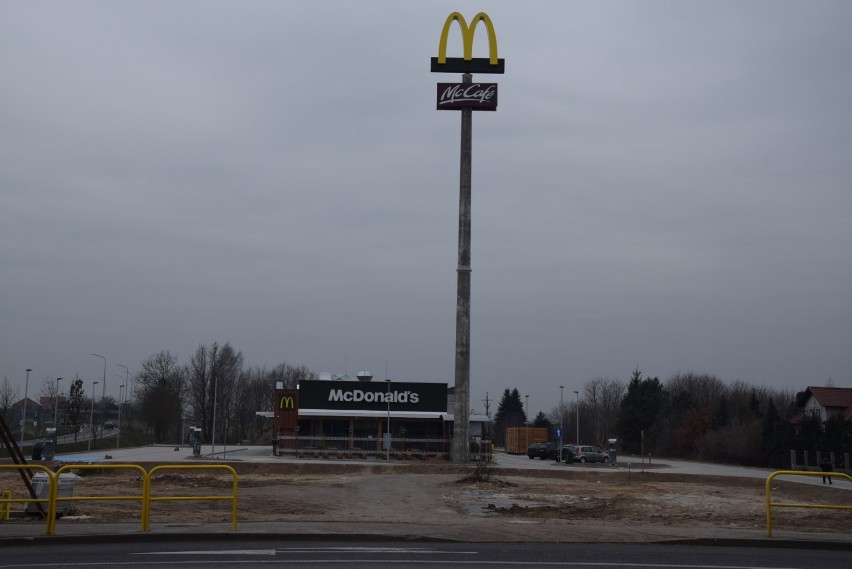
[[791, 386, 852, 424]]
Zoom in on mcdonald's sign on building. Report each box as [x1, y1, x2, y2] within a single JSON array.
[[430, 12, 504, 74], [274, 389, 299, 436]]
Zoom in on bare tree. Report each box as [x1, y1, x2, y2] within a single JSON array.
[[136, 350, 185, 443], [0, 375, 19, 427], [186, 342, 243, 443], [584, 377, 625, 446], [269, 363, 316, 389], [231, 363, 318, 443], [38, 376, 63, 430], [63, 378, 85, 448], [187, 343, 209, 436]]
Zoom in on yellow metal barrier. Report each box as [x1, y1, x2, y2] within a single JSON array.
[[765, 469, 852, 536], [50, 464, 148, 535], [1, 490, 11, 520], [0, 464, 56, 533], [146, 464, 238, 531], [1, 463, 238, 534]]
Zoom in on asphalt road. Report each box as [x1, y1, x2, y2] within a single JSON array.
[[1, 540, 850, 569]]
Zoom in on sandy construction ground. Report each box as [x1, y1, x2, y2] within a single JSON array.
[[6, 460, 847, 539]]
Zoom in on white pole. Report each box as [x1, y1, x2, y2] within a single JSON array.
[[54, 377, 62, 429], [574, 390, 580, 445], [211, 370, 219, 459], [21, 369, 31, 445], [559, 386, 564, 462], [117, 384, 124, 449], [385, 379, 391, 460], [88, 381, 99, 451]]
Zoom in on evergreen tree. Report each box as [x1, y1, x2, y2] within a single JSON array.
[[616, 369, 666, 454], [761, 398, 793, 468], [493, 388, 527, 446], [533, 411, 552, 432], [749, 389, 761, 418]]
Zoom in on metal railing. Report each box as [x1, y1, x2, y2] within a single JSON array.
[[0, 464, 56, 533], [146, 464, 238, 531], [275, 434, 451, 460], [50, 464, 148, 535], [0, 464, 239, 535], [764, 470, 852, 536]]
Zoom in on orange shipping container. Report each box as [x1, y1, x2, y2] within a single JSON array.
[[505, 427, 549, 454]]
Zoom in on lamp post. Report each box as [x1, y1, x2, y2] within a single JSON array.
[[91, 353, 106, 435], [117, 363, 129, 424], [54, 378, 62, 429], [88, 380, 99, 451], [21, 368, 31, 445], [559, 386, 564, 462], [385, 379, 391, 461], [117, 384, 124, 449], [574, 390, 580, 445], [524, 394, 529, 452]]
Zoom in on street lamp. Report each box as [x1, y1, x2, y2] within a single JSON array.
[[117, 384, 124, 449], [117, 363, 129, 408], [385, 379, 391, 461], [21, 369, 31, 445], [559, 386, 564, 462], [54, 377, 62, 429], [524, 394, 529, 453], [574, 390, 580, 445], [91, 353, 106, 435], [88, 380, 99, 451]]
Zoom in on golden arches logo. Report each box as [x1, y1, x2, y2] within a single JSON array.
[[279, 396, 295, 410], [438, 12, 498, 64], [431, 12, 505, 74]]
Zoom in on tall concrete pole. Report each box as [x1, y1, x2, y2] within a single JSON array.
[[452, 73, 473, 463]]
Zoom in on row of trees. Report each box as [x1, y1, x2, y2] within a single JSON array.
[[134, 343, 315, 444], [0, 374, 102, 448], [490, 370, 850, 468], [1, 344, 315, 447]]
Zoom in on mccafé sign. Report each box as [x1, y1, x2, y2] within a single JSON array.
[[299, 380, 447, 412], [437, 83, 497, 111]]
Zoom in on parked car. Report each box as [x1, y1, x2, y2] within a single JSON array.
[[527, 442, 558, 460], [564, 444, 609, 463]]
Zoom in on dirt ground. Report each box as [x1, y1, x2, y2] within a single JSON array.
[[8, 461, 849, 536]]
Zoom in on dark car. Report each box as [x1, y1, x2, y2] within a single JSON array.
[[527, 442, 558, 460]]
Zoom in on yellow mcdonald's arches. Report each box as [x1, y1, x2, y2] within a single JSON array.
[[437, 12, 498, 65], [279, 396, 294, 409]]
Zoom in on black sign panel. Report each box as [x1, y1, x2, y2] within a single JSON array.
[[298, 380, 448, 413], [431, 57, 505, 75], [437, 83, 498, 111]]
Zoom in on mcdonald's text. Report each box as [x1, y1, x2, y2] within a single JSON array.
[[328, 388, 420, 405]]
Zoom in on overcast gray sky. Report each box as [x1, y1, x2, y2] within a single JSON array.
[[2, 1, 850, 416]]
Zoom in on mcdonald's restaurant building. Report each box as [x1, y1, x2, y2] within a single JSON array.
[[269, 379, 490, 460]]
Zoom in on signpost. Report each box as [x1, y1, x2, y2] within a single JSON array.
[[432, 12, 504, 462]]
